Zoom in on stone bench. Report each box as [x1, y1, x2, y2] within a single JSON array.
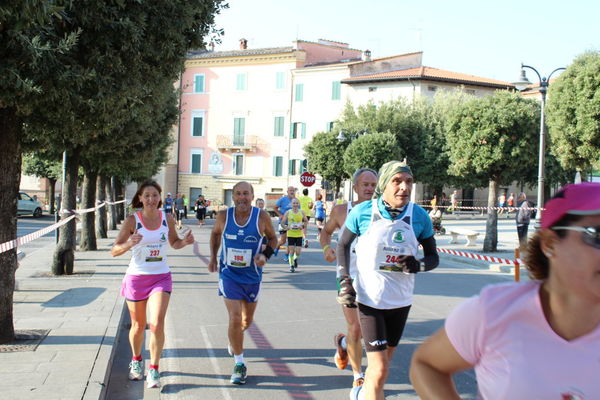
[[449, 229, 479, 246]]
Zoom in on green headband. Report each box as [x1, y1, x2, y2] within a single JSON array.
[[374, 161, 413, 198]]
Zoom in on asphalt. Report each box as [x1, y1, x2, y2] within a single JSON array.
[[2, 212, 529, 400]]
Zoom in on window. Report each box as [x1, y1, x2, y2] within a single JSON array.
[[289, 159, 299, 176], [274, 116, 284, 137], [291, 122, 306, 139], [295, 83, 303, 101], [428, 85, 438, 92], [368, 86, 377, 92], [190, 149, 202, 173], [233, 154, 244, 175], [326, 121, 335, 132], [301, 159, 308, 173], [191, 111, 205, 137], [194, 74, 205, 93], [273, 156, 283, 177], [233, 117, 245, 146], [275, 72, 285, 90], [236, 73, 247, 91], [332, 81, 341, 100]]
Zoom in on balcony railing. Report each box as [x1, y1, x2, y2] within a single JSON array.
[[216, 135, 259, 152]]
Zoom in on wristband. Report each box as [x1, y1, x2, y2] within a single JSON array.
[[261, 245, 274, 260], [322, 245, 330, 253]]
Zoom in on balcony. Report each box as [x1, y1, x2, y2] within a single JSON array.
[[216, 135, 259, 152]]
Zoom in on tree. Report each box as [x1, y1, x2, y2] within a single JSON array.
[[22, 153, 63, 213], [304, 131, 349, 192], [343, 131, 400, 175], [446, 90, 540, 252], [546, 51, 600, 174]]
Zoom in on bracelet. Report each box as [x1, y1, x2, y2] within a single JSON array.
[[261, 245, 274, 260], [322, 245, 330, 253]]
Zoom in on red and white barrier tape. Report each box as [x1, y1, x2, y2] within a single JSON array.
[[437, 247, 522, 266], [419, 203, 541, 211], [0, 199, 127, 254]]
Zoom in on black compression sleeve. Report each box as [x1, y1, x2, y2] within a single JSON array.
[[419, 235, 439, 271], [337, 227, 358, 277]]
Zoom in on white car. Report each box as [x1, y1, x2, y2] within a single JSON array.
[[18, 192, 44, 218]]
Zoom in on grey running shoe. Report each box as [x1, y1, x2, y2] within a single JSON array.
[[128, 360, 144, 381], [230, 362, 247, 384]]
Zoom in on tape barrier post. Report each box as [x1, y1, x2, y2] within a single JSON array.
[[514, 248, 520, 282]]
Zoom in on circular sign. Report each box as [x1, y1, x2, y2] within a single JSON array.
[[300, 172, 316, 187]]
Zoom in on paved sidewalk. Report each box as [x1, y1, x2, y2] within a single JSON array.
[[0, 213, 529, 400], [2, 229, 126, 400]]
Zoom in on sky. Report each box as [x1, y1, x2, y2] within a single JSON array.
[[211, 0, 599, 83]]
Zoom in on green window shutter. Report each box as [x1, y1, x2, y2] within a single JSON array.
[[234, 118, 245, 146], [301, 123, 306, 139], [274, 116, 284, 136], [236, 73, 246, 90], [192, 117, 203, 136], [301, 159, 308, 173], [274, 156, 283, 177], [295, 83, 303, 101], [276, 72, 285, 89], [191, 154, 201, 173], [194, 75, 205, 93], [332, 81, 341, 100]]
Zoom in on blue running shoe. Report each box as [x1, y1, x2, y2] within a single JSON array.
[[230, 362, 247, 385]]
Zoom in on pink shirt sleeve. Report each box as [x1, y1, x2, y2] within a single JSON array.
[[444, 295, 485, 365]]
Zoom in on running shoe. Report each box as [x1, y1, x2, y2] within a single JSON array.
[[294, 258, 298, 270], [289, 266, 295, 273], [334, 333, 349, 370], [303, 239, 309, 248], [283, 253, 289, 262], [146, 368, 160, 388], [230, 362, 247, 385], [349, 383, 364, 400], [128, 360, 144, 381], [353, 377, 364, 388]]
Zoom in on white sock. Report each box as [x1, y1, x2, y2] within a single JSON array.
[[234, 353, 245, 364], [341, 335, 347, 350], [353, 372, 364, 380]]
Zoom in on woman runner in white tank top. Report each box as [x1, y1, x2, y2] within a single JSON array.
[[111, 180, 194, 389]]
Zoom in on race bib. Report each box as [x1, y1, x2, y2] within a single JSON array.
[[290, 222, 303, 230], [142, 244, 165, 263], [227, 248, 252, 267], [376, 244, 410, 273]]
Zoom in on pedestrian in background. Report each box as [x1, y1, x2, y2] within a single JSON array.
[[174, 193, 185, 229], [410, 182, 600, 399], [182, 194, 189, 219], [516, 192, 532, 252], [111, 180, 194, 389], [208, 181, 277, 385], [195, 195, 207, 226]]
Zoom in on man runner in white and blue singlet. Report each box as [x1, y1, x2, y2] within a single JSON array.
[[208, 181, 278, 385]]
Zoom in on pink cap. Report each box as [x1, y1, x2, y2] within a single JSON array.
[[541, 182, 600, 229]]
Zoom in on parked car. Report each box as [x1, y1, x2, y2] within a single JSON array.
[[18, 192, 44, 218], [206, 199, 227, 218]]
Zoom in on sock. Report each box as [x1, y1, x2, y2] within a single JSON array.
[[353, 372, 364, 381], [341, 335, 347, 350], [132, 355, 142, 361], [234, 353, 245, 364], [149, 364, 159, 370]]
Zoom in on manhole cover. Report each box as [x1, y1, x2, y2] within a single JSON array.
[[0, 329, 50, 352]]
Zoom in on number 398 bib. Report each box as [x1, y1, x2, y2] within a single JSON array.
[[226, 248, 252, 267]]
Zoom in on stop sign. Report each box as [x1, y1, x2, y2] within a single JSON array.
[[300, 172, 316, 187]]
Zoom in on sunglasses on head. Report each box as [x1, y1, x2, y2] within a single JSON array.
[[552, 226, 600, 249]]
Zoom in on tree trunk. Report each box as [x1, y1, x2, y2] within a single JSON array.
[[52, 149, 80, 275], [48, 178, 57, 214], [114, 177, 125, 221], [106, 176, 117, 230], [483, 179, 498, 252], [0, 107, 21, 343], [79, 169, 97, 251], [96, 175, 108, 239]]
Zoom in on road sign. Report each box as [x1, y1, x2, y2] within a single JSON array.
[[300, 172, 316, 187]]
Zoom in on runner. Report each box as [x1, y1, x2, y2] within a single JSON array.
[[111, 180, 194, 389], [194, 194, 207, 226], [163, 192, 174, 216], [320, 168, 377, 393], [314, 193, 326, 239], [174, 193, 185, 229], [298, 188, 314, 247], [274, 186, 296, 260], [337, 160, 439, 400], [281, 198, 308, 272], [208, 181, 278, 385]]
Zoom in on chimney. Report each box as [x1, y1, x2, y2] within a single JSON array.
[[363, 49, 371, 62], [239, 38, 248, 50]]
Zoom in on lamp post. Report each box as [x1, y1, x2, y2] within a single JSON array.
[[513, 63, 565, 221]]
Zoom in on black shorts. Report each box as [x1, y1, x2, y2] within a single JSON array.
[[358, 303, 411, 352], [316, 217, 324, 223], [196, 208, 206, 220], [175, 208, 184, 221], [287, 237, 303, 247]]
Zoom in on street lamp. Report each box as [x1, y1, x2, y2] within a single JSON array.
[[513, 63, 565, 222]]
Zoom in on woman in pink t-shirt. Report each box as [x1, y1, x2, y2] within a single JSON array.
[[410, 182, 600, 400]]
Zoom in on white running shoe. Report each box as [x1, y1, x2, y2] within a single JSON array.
[[128, 360, 143, 381], [146, 368, 160, 388]]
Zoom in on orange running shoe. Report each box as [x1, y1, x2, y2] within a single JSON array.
[[352, 377, 364, 387], [333, 333, 348, 370]]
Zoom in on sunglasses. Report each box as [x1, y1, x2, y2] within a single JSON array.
[[552, 226, 600, 249]]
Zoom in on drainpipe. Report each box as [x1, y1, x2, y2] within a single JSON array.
[[407, 76, 416, 102], [175, 68, 184, 194]]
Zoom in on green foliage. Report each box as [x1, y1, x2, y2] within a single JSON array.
[[343, 131, 399, 175], [446, 90, 540, 186], [22, 153, 62, 181], [304, 131, 348, 191], [546, 51, 600, 172]]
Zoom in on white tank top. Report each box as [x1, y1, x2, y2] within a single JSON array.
[[337, 202, 358, 278], [354, 200, 419, 309], [127, 211, 170, 275]]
